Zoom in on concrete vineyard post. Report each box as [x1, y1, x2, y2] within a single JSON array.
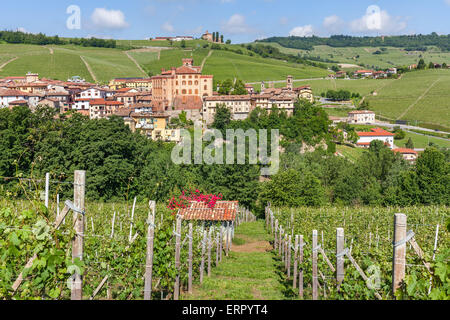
[[174, 215, 182, 300], [312, 230, 318, 300], [144, 201, 156, 300], [71, 170, 85, 301], [336, 228, 345, 289], [392, 213, 407, 296], [129, 197, 137, 243]]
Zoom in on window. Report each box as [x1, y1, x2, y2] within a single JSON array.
[[195, 81, 198, 85], [182, 89, 186, 94], [189, 89, 192, 94], [204, 85, 207, 90], [195, 89, 198, 94], [188, 81, 192, 85], [182, 81, 186, 85]]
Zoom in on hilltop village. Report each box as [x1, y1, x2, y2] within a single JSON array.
[[0, 58, 314, 142]]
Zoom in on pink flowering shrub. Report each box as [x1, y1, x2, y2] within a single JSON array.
[[167, 189, 223, 215]]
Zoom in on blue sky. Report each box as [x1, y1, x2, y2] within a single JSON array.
[[1, 0, 449, 43]]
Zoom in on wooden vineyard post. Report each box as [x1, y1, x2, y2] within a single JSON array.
[[392, 213, 407, 296], [274, 220, 278, 250], [287, 235, 292, 279], [207, 228, 212, 277], [111, 211, 116, 239], [299, 235, 304, 299], [144, 201, 156, 300], [225, 222, 229, 257], [216, 232, 220, 266], [219, 226, 223, 262], [174, 215, 182, 300], [56, 193, 60, 218], [336, 228, 345, 289], [45, 172, 50, 208], [71, 170, 85, 301], [312, 230, 318, 300], [278, 226, 282, 255], [293, 235, 299, 289], [188, 222, 193, 294], [228, 222, 233, 252], [200, 230, 207, 284]]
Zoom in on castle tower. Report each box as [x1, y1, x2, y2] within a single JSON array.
[[287, 75, 293, 90], [182, 58, 193, 67]]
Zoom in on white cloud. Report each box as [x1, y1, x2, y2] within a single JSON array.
[[222, 14, 254, 34], [323, 15, 345, 33], [162, 21, 175, 33], [17, 27, 28, 33], [91, 8, 129, 29], [289, 25, 314, 37], [350, 8, 407, 34]]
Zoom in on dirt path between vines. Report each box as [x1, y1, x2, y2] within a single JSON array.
[[182, 220, 292, 300]]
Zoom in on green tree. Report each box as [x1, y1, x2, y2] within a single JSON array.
[[211, 104, 231, 136], [417, 59, 426, 70], [405, 137, 414, 149], [415, 148, 449, 204], [428, 61, 435, 69], [226, 39, 231, 44], [180, 40, 186, 48]]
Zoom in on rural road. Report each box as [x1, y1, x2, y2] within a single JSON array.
[[246, 77, 326, 85], [374, 122, 449, 135]]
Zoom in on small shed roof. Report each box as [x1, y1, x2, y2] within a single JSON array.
[[178, 201, 239, 221]]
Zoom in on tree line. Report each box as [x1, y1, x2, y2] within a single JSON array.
[[258, 33, 450, 52], [0, 30, 116, 48], [0, 104, 448, 215]]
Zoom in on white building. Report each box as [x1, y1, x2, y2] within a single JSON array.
[[203, 95, 253, 124], [356, 128, 394, 149], [0, 89, 29, 108], [348, 110, 376, 124], [75, 88, 106, 100]]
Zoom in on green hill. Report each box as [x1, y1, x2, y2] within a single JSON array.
[[0, 42, 328, 84]]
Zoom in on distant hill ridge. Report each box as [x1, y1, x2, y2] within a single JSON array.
[[257, 33, 450, 52]]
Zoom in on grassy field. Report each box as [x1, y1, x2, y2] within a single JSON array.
[[336, 144, 367, 162], [365, 69, 450, 130], [202, 50, 329, 82], [0, 44, 146, 84], [264, 43, 450, 69]]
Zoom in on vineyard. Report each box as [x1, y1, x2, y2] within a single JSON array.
[[0, 170, 256, 300], [266, 205, 449, 300], [0, 170, 449, 300]]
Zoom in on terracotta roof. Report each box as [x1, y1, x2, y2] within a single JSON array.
[[172, 95, 202, 110], [0, 89, 29, 97], [393, 148, 418, 155], [89, 99, 124, 106], [176, 66, 201, 74], [177, 201, 239, 221], [348, 110, 375, 114], [8, 100, 28, 105], [204, 95, 251, 101], [112, 107, 135, 117], [355, 70, 373, 73], [293, 85, 311, 91], [357, 128, 394, 137]]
